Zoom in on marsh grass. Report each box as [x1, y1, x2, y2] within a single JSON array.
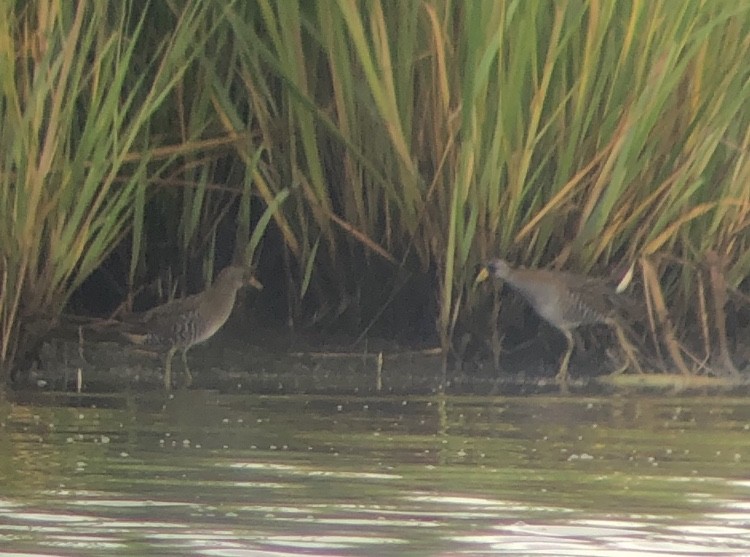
[[0, 1, 212, 369], [218, 1, 750, 374], [3, 1, 750, 378]]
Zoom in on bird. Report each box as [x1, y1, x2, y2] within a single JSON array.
[[475, 258, 641, 384], [121, 265, 263, 390]]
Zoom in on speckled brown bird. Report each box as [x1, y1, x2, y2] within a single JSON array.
[[123, 265, 262, 390]]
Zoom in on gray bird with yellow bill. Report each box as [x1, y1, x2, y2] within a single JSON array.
[[476, 258, 641, 384]]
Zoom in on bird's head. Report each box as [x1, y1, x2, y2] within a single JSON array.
[[217, 266, 263, 291], [475, 258, 511, 284]]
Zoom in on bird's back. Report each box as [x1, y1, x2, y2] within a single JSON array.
[[145, 306, 201, 349], [504, 267, 623, 332], [121, 265, 255, 350], [123, 291, 205, 349]]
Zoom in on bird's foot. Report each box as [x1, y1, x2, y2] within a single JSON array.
[[554, 370, 570, 394], [607, 348, 629, 375], [181, 351, 192, 388]]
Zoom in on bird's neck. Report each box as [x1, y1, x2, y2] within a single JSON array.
[[503, 267, 546, 288], [201, 281, 240, 316], [503, 267, 560, 301]]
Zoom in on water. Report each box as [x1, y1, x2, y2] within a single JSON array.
[[1, 389, 749, 555]]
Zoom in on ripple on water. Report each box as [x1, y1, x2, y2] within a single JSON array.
[[2, 393, 750, 555]]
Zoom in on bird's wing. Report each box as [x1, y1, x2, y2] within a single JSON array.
[[561, 274, 623, 319], [139, 291, 202, 325]]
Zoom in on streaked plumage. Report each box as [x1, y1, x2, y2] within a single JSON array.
[[477, 258, 641, 384], [123, 265, 262, 390]]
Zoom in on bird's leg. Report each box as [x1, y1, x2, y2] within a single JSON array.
[[555, 330, 575, 386], [607, 318, 642, 374], [607, 348, 630, 375], [164, 346, 177, 391], [181, 349, 192, 387]]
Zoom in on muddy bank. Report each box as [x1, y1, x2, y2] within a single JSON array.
[[18, 320, 446, 394], [14, 320, 750, 396]]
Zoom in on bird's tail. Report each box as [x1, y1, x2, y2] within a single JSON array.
[[121, 331, 149, 345]]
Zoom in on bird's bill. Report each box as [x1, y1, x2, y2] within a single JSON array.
[[246, 275, 263, 290], [474, 266, 491, 284]]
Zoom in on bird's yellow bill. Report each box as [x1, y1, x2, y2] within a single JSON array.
[[475, 266, 490, 284]]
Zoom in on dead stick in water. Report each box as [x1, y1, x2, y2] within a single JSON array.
[[376, 352, 383, 391], [288, 347, 442, 359]]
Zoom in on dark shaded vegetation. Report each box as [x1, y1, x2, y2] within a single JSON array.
[[3, 1, 750, 387]]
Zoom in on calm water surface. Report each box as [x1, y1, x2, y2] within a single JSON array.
[[1, 388, 749, 555]]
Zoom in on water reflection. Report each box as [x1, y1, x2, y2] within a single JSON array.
[[1, 391, 749, 555]]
